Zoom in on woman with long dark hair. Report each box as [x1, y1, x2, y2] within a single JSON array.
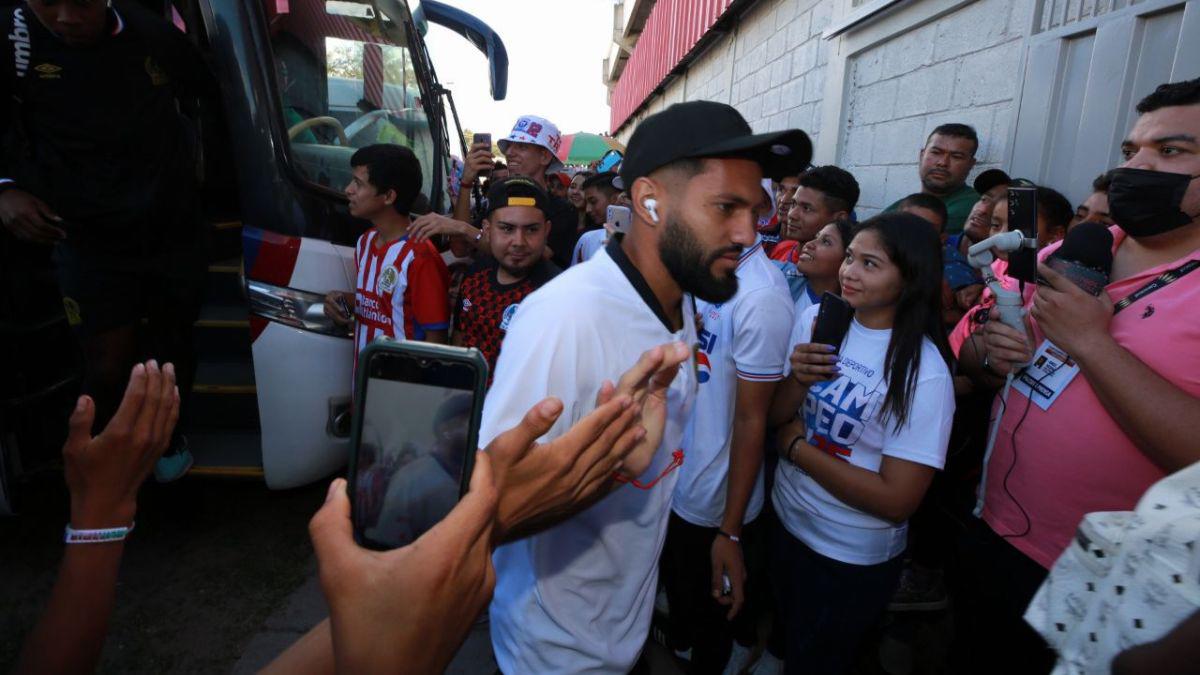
[[766, 212, 956, 674]]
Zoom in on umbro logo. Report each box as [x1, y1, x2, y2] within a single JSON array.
[[35, 62, 62, 79]]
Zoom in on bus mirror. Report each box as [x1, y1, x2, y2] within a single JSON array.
[[420, 0, 508, 100]]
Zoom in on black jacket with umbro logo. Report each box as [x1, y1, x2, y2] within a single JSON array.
[[1, 1, 212, 236]]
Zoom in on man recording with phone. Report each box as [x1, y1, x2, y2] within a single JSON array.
[[955, 78, 1200, 675], [411, 115, 582, 268], [478, 100, 809, 673]]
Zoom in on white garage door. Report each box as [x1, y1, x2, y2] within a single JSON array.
[[1009, 0, 1200, 205]]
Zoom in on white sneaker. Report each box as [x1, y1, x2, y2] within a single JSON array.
[[748, 650, 783, 675], [722, 642, 757, 675], [673, 647, 693, 662]]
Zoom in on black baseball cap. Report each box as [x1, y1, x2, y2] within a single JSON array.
[[619, 101, 813, 189], [486, 177, 549, 216], [973, 168, 1012, 195]]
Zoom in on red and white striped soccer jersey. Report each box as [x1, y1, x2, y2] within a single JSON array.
[[354, 229, 451, 362]]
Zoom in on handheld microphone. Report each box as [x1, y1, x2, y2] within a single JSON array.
[[1038, 222, 1113, 296]]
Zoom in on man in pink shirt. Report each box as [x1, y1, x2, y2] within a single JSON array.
[[955, 77, 1200, 674]]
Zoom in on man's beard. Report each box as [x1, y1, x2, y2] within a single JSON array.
[[498, 255, 536, 279], [658, 215, 740, 304]]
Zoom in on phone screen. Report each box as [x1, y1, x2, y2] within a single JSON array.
[[350, 348, 484, 550]]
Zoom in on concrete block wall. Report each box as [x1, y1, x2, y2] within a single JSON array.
[[842, 0, 1032, 215], [615, 0, 836, 149], [613, 0, 1038, 218]]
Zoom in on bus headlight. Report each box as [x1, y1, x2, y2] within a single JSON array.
[[247, 279, 353, 338]]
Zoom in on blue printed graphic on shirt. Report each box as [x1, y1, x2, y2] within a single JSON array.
[[803, 360, 882, 461]]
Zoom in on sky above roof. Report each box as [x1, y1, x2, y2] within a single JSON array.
[[424, 0, 615, 154]]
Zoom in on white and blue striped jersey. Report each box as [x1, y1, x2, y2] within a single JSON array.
[[673, 242, 794, 527]]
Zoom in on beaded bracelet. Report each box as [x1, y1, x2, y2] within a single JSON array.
[[64, 523, 134, 544]]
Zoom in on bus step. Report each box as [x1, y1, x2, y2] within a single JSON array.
[[204, 257, 245, 303], [191, 359, 257, 405], [194, 303, 252, 360], [186, 430, 263, 478], [209, 220, 243, 262]]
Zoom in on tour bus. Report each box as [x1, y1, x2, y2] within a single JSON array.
[[0, 0, 508, 505]]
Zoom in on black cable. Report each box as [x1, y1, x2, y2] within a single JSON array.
[[998, 365, 1056, 540]]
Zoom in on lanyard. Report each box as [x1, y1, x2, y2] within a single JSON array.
[[1112, 259, 1200, 315]]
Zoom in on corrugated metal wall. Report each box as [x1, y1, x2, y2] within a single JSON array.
[[609, 0, 736, 132]]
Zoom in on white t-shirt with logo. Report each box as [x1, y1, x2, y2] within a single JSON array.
[[481, 244, 698, 673], [772, 304, 955, 565], [571, 228, 607, 266], [673, 244, 793, 528]]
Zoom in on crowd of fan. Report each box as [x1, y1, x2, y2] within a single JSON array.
[[304, 76, 1200, 675], [8, 9, 1198, 665]]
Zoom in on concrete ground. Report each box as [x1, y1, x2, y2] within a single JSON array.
[[2, 471, 945, 674]]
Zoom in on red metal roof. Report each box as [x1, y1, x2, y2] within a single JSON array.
[[610, 0, 736, 133]]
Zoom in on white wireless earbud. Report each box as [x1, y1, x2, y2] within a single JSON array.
[[643, 198, 660, 223]]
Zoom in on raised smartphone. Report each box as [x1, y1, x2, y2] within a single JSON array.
[[472, 132, 492, 177], [1006, 185, 1039, 283], [606, 204, 632, 233], [811, 292, 854, 353], [347, 341, 488, 551]]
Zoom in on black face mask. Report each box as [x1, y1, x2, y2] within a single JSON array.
[[1106, 168, 1199, 237]]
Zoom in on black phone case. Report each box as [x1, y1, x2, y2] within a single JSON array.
[[1007, 186, 1039, 283], [346, 341, 488, 551], [811, 292, 854, 353]]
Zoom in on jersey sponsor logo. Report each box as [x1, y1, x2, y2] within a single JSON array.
[[9, 8, 30, 79], [355, 291, 392, 331], [695, 350, 712, 384], [144, 57, 169, 85], [804, 367, 883, 459], [695, 328, 716, 384], [499, 303, 519, 331], [378, 265, 399, 293], [461, 297, 472, 313]]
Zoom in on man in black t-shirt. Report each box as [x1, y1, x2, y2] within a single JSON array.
[[0, 0, 213, 480], [453, 178, 559, 385]]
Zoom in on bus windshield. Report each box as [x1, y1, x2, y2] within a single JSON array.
[[269, 0, 437, 206]]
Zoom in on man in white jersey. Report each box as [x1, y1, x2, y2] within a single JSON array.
[[481, 100, 810, 673], [661, 234, 794, 671]]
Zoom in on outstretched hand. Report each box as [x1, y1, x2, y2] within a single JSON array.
[[65, 360, 179, 529], [607, 342, 691, 479], [488, 393, 641, 538]]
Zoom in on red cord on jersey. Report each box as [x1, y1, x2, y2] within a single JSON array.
[[613, 449, 684, 489]]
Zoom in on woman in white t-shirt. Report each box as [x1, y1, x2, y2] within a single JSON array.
[[765, 212, 956, 674]]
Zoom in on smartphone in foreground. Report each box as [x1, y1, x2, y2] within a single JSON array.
[[347, 341, 488, 551], [606, 205, 632, 233], [811, 291, 854, 353]]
